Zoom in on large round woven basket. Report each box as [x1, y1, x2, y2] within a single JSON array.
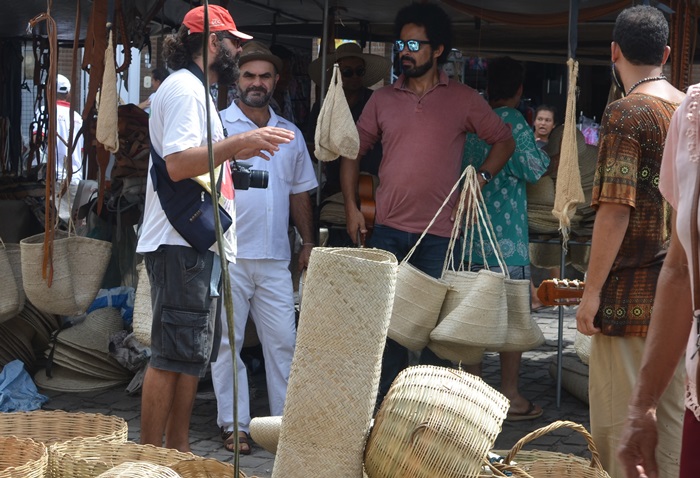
[[364, 365, 509, 478], [95, 462, 182, 478], [249, 416, 282, 454], [48, 438, 196, 478], [20, 231, 112, 316], [0, 436, 47, 478], [169, 458, 249, 477], [0, 410, 128, 446], [485, 421, 610, 478], [387, 262, 449, 352], [272, 247, 398, 478]]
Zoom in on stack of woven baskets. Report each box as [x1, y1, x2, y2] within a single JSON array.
[[0, 410, 255, 478]]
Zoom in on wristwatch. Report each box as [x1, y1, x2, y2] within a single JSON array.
[[478, 170, 493, 184]]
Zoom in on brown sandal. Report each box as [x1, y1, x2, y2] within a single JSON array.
[[221, 428, 251, 455]]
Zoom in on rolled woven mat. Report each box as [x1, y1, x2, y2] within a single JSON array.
[[364, 365, 509, 478], [131, 263, 152, 346], [549, 355, 589, 405], [249, 416, 282, 454], [0, 435, 48, 478], [272, 247, 398, 478], [95, 462, 182, 478]]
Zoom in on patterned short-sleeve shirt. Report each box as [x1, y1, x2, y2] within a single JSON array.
[[591, 94, 678, 337]]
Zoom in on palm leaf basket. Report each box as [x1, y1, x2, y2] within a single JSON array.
[[48, 438, 196, 478], [169, 458, 252, 477], [95, 461, 183, 478], [0, 436, 47, 478], [0, 410, 128, 446], [482, 421, 610, 478]]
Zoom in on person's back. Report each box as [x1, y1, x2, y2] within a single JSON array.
[[575, 6, 686, 477]]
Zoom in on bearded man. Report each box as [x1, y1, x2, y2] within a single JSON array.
[[136, 5, 293, 451], [210, 41, 317, 455]]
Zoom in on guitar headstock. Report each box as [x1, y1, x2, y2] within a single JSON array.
[[536, 278, 585, 306]]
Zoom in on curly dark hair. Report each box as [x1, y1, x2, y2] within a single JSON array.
[[394, 3, 452, 65], [487, 57, 525, 102], [162, 25, 229, 71], [613, 5, 669, 66]]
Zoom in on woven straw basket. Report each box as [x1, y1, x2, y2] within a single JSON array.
[[272, 247, 397, 478], [0, 241, 23, 323], [388, 262, 449, 351], [49, 438, 197, 478], [169, 458, 250, 477], [249, 416, 282, 454], [425, 339, 485, 366], [364, 365, 509, 478], [95, 462, 182, 478], [0, 410, 128, 446], [484, 421, 610, 478], [131, 263, 152, 346], [0, 436, 47, 478], [488, 278, 545, 353], [20, 231, 112, 316]]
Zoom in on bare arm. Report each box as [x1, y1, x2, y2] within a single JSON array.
[[290, 191, 315, 270], [165, 126, 295, 182], [617, 222, 692, 478], [576, 201, 632, 335], [340, 155, 365, 244]]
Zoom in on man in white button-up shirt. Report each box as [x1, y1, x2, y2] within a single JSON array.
[[211, 41, 317, 455]]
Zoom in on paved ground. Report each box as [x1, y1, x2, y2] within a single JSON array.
[[40, 306, 592, 478]]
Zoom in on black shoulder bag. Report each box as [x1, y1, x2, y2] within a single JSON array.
[[148, 62, 232, 253]]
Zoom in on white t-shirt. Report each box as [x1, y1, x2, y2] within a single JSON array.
[[222, 103, 317, 260], [34, 101, 84, 183], [136, 68, 236, 261]]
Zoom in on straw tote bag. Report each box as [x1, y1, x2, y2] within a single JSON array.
[[430, 167, 508, 351], [387, 168, 472, 352], [491, 276, 545, 353], [21, 229, 111, 316], [0, 237, 23, 323]]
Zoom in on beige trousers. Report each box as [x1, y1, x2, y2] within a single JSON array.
[[589, 334, 685, 478]]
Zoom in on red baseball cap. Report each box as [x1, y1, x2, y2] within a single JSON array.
[[182, 5, 253, 40]]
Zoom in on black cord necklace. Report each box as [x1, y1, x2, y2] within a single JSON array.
[[626, 75, 667, 96]]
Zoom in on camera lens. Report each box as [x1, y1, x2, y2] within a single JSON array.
[[249, 170, 269, 189]]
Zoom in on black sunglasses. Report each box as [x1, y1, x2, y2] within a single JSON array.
[[221, 33, 242, 48], [395, 39, 430, 52], [341, 66, 366, 78]]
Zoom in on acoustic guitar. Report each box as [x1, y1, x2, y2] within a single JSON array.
[[357, 173, 376, 246], [536, 279, 585, 307]]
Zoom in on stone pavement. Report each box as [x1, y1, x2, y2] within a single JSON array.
[[40, 306, 592, 478]]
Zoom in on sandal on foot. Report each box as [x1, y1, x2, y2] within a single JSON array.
[[221, 428, 252, 455], [505, 400, 543, 422]]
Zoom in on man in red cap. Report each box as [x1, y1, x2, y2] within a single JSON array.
[[136, 4, 294, 452]]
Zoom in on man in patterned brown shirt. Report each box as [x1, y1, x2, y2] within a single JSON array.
[[575, 6, 686, 478]]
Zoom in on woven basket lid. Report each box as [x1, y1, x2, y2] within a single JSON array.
[[34, 364, 129, 393]]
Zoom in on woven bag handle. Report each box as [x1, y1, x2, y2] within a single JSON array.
[[401, 165, 471, 266], [504, 420, 605, 471], [443, 166, 508, 276]]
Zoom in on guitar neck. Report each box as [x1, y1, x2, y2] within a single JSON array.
[[536, 279, 585, 306]]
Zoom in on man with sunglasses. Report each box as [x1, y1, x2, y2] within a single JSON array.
[[136, 5, 294, 452], [340, 3, 515, 406]]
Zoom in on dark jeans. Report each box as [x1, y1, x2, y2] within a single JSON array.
[[369, 224, 453, 405]]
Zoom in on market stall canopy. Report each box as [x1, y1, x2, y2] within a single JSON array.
[[2, 0, 696, 64]]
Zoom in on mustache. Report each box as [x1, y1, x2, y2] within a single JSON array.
[[245, 86, 268, 94], [400, 55, 416, 65]]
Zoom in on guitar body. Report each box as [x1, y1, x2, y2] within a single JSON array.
[[537, 279, 585, 306], [358, 173, 376, 232]]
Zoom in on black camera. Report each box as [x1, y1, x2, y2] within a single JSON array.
[[231, 161, 269, 190]]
